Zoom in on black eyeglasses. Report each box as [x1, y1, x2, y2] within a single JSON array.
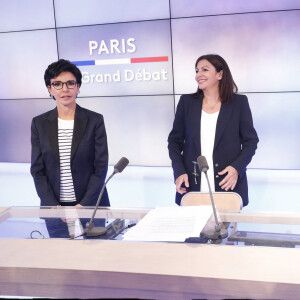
[[51, 80, 77, 90]]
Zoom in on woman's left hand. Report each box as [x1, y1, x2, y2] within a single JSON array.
[[218, 166, 238, 191]]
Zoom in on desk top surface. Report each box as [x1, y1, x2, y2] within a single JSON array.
[[1, 206, 300, 299]]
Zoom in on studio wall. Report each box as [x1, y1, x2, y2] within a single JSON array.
[[0, 0, 299, 173]]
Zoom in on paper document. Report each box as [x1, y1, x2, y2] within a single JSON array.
[[123, 206, 212, 242]]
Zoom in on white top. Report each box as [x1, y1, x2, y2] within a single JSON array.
[[200, 110, 219, 192], [58, 118, 76, 203]]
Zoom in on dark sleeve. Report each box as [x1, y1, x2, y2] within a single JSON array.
[[79, 115, 108, 206], [30, 118, 59, 206], [167, 95, 188, 180], [230, 95, 259, 174]]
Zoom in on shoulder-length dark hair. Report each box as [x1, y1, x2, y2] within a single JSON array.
[[194, 54, 238, 104]]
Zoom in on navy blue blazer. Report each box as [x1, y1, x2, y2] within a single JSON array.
[[30, 104, 109, 207], [168, 93, 258, 206]]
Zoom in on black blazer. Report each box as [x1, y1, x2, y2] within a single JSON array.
[[168, 93, 258, 206], [30, 104, 109, 207]]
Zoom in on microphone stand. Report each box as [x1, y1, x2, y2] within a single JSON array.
[[203, 171, 228, 240], [85, 173, 114, 237], [85, 157, 129, 237]]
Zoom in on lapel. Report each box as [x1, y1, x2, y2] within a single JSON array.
[[192, 95, 203, 155], [46, 108, 59, 162], [214, 101, 234, 150], [71, 104, 88, 159]]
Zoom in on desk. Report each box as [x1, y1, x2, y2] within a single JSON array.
[[0, 206, 300, 299]]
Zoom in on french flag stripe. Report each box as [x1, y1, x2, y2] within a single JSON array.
[[131, 56, 168, 63], [71, 56, 168, 66]]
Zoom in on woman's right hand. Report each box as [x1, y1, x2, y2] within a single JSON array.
[[175, 174, 189, 194]]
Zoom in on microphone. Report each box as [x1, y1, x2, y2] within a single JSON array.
[[85, 157, 129, 237], [197, 155, 209, 172], [113, 157, 129, 174], [197, 155, 228, 240]]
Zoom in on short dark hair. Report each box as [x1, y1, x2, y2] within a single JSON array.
[[44, 59, 82, 87], [194, 54, 238, 104]]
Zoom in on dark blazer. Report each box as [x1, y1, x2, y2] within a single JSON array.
[[168, 93, 258, 206], [30, 104, 109, 207]]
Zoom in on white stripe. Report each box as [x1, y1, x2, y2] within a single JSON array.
[[95, 58, 131, 65]]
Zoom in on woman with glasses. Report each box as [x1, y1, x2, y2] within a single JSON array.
[[168, 54, 258, 207], [30, 59, 109, 208]]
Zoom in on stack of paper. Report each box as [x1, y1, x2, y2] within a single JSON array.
[[123, 206, 212, 242]]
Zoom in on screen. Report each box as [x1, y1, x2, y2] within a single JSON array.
[[0, 1, 299, 171]]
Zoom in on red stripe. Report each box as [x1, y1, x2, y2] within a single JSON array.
[[131, 56, 168, 63]]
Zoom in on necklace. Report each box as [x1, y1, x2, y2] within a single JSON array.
[[204, 97, 220, 110]]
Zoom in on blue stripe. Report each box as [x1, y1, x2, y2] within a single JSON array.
[[71, 60, 95, 66]]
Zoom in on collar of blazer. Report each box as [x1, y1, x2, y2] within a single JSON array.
[[46, 104, 88, 161], [193, 94, 234, 154]]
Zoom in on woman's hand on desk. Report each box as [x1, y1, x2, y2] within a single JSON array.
[[218, 166, 238, 191], [175, 174, 189, 194]]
